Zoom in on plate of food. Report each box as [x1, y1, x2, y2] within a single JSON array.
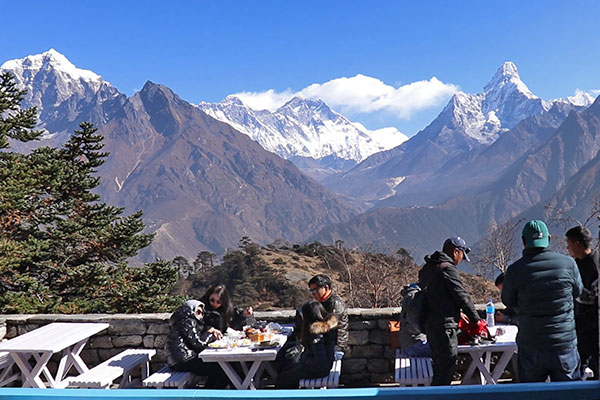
[[253, 340, 279, 350], [208, 340, 230, 349]]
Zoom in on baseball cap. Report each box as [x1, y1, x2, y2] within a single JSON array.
[[444, 236, 471, 261], [522, 220, 549, 248]]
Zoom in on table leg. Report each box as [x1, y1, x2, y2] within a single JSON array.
[[217, 361, 244, 389], [11, 352, 52, 388], [490, 350, 514, 383], [240, 361, 262, 389]]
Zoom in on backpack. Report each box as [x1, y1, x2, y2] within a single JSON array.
[[401, 284, 428, 334]]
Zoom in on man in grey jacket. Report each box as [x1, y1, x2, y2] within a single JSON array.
[[502, 220, 584, 382]]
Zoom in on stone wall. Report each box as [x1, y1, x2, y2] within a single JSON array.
[[0, 307, 488, 386]]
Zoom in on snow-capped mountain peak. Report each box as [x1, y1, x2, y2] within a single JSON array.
[[1, 49, 104, 86], [483, 61, 536, 99], [199, 95, 407, 163], [1, 49, 112, 113]]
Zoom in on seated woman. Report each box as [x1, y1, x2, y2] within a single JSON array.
[[200, 284, 256, 333], [164, 299, 229, 388], [276, 301, 338, 389]]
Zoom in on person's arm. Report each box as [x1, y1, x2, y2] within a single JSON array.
[[231, 307, 256, 330], [179, 318, 216, 353], [442, 266, 480, 323], [571, 258, 584, 299], [501, 267, 517, 308], [330, 296, 348, 352]]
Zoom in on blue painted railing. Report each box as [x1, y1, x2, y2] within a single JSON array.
[[1, 382, 600, 400]]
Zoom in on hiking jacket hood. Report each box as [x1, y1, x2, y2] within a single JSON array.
[[502, 247, 583, 351]]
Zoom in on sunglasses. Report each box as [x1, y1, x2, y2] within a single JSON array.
[[309, 287, 321, 294]]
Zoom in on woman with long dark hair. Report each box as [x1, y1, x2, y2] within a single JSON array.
[[200, 284, 255, 333]]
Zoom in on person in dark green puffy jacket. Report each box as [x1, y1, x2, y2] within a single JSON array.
[[502, 220, 584, 382]]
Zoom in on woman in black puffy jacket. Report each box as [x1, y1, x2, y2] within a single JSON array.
[[200, 284, 256, 333], [276, 301, 338, 388], [164, 299, 229, 388]]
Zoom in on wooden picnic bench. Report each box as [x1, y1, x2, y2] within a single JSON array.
[[65, 349, 155, 389], [394, 350, 433, 386], [299, 359, 342, 389], [142, 365, 197, 389]]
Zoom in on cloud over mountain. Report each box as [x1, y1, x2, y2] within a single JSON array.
[[231, 74, 459, 119]]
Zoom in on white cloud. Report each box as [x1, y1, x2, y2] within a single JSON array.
[[231, 74, 459, 119]]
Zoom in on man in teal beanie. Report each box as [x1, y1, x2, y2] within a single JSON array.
[[502, 220, 584, 382]]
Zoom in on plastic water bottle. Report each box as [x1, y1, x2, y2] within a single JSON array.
[[486, 299, 495, 327]]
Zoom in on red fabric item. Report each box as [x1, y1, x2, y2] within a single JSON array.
[[457, 319, 494, 345]]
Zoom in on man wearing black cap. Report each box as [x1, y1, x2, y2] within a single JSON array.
[[418, 236, 480, 386], [502, 220, 583, 382]]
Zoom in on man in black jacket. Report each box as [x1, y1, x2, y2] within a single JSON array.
[[503, 220, 583, 382], [308, 274, 349, 357], [419, 236, 480, 386], [566, 225, 599, 378]]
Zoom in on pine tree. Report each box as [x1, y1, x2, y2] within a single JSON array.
[[0, 72, 181, 313]]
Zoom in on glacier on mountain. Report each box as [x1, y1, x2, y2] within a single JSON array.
[[198, 96, 408, 162]]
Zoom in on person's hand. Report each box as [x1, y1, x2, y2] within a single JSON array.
[[208, 327, 223, 340], [495, 312, 505, 323], [460, 312, 470, 324], [243, 306, 253, 317]]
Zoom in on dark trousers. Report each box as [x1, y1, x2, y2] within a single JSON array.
[[426, 326, 458, 386], [577, 323, 599, 379], [172, 358, 230, 388], [518, 346, 581, 382]]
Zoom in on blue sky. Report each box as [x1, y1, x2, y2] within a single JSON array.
[[1, 1, 599, 136]]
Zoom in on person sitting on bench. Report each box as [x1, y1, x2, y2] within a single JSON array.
[[164, 299, 229, 388], [276, 301, 338, 388]]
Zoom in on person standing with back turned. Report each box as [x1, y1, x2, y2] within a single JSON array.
[[502, 220, 583, 382], [419, 237, 480, 386], [566, 225, 599, 378]]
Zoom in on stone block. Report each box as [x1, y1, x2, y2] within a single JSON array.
[[349, 320, 376, 330], [109, 321, 147, 335], [18, 324, 40, 335], [0, 324, 6, 340], [143, 335, 155, 348], [383, 346, 396, 359], [153, 334, 167, 348], [147, 323, 169, 335], [366, 358, 391, 374], [99, 348, 122, 361], [112, 335, 143, 348], [89, 335, 112, 349], [81, 349, 100, 366], [6, 325, 17, 339], [342, 358, 367, 374], [351, 344, 383, 358], [348, 330, 369, 346], [378, 319, 393, 330], [369, 329, 390, 345]]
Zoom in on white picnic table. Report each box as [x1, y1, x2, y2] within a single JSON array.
[[458, 324, 518, 385], [0, 322, 109, 388], [199, 333, 288, 389]]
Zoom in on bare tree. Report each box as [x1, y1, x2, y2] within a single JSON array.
[[347, 248, 419, 308], [471, 219, 523, 279]]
